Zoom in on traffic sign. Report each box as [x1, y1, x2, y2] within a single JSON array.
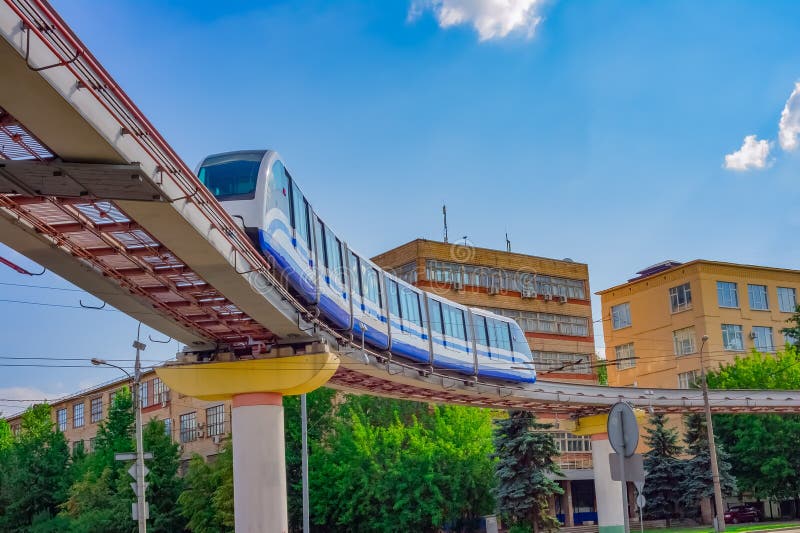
[[128, 463, 149, 480], [130, 482, 149, 497], [607, 402, 639, 457], [131, 502, 149, 521], [609, 453, 645, 482], [636, 493, 646, 508], [115, 452, 153, 461]]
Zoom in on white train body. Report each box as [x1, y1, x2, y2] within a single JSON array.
[[197, 150, 536, 383]]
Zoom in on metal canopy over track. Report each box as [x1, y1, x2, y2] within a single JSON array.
[[1, 0, 799, 416]]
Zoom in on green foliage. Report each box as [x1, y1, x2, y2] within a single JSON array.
[[0, 404, 72, 532], [493, 411, 563, 533], [596, 361, 609, 385], [284, 388, 337, 531], [311, 397, 496, 532], [781, 305, 800, 348], [142, 419, 185, 532], [179, 444, 234, 533], [0, 419, 12, 451], [707, 347, 800, 504], [642, 413, 685, 520], [679, 414, 736, 515]]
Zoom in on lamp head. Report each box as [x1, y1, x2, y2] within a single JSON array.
[[702, 335, 709, 342], [90, 358, 106, 366]]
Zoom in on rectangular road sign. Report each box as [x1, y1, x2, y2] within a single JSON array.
[[115, 452, 153, 461], [131, 502, 149, 521], [609, 453, 645, 482]]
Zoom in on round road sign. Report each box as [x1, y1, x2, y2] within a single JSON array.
[[607, 402, 639, 457]]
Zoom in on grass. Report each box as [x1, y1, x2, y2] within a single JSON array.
[[643, 522, 800, 533]]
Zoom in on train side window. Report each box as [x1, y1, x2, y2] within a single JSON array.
[[291, 181, 310, 249], [491, 319, 511, 351], [349, 252, 362, 297], [506, 322, 514, 352], [314, 218, 327, 268], [473, 314, 488, 347], [325, 231, 342, 281], [335, 238, 345, 284], [428, 299, 443, 334], [443, 304, 465, 341], [386, 278, 400, 317], [363, 267, 381, 305], [454, 308, 467, 341], [400, 287, 422, 327], [486, 317, 498, 351]]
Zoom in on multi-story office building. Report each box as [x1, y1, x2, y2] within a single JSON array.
[[372, 238, 597, 384], [599, 260, 800, 389], [5, 370, 229, 466], [373, 238, 598, 526]]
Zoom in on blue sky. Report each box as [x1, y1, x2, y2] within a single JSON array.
[[2, 0, 799, 409]]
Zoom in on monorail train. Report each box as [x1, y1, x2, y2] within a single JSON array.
[[196, 150, 536, 383]]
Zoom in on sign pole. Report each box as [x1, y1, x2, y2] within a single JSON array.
[[618, 410, 630, 533]]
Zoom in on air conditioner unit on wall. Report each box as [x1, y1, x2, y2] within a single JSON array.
[[543, 293, 552, 301], [212, 435, 221, 445], [452, 280, 463, 290], [749, 331, 757, 339], [559, 295, 568, 303], [521, 288, 536, 299]]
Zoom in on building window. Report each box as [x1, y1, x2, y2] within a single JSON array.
[[785, 332, 798, 346], [207, 405, 225, 437], [717, 281, 739, 308], [532, 351, 593, 374], [164, 418, 173, 441], [678, 370, 700, 389], [748, 284, 769, 311], [673, 326, 696, 356], [551, 431, 592, 453], [484, 308, 590, 337], [90, 397, 103, 423], [57, 408, 67, 432], [73, 402, 85, 428], [72, 440, 84, 454], [778, 287, 797, 313], [669, 283, 692, 313], [752, 326, 774, 352], [139, 380, 149, 408], [615, 343, 636, 369], [109, 389, 119, 407], [611, 303, 631, 330], [180, 412, 197, 443], [721, 324, 744, 351], [392, 262, 418, 284], [153, 378, 169, 405], [424, 259, 586, 299], [89, 437, 96, 452]]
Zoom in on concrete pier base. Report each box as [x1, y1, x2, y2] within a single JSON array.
[[232, 392, 288, 533], [591, 433, 626, 533]]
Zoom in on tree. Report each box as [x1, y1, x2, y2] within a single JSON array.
[[707, 348, 800, 513], [310, 396, 496, 532], [284, 387, 337, 531], [493, 410, 563, 533], [782, 305, 800, 348], [0, 404, 72, 532], [179, 443, 234, 533], [679, 413, 736, 517], [642, 413, 684, 521], [62, 388, 186, 532]]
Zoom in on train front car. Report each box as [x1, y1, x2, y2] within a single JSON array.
[[471, 308, 536, 383]]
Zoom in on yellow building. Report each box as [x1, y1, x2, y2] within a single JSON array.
[[598, 260, 799, 389]]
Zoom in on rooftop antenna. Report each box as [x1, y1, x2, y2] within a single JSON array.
[[442, 204, 448, 243], [505, 232, 511, 253]]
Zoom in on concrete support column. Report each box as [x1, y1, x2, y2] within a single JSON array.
[[591, 433, 625, 533], [232, 392, 288, 533], [564, 480, 574, 526]]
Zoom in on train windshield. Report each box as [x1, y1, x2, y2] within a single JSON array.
[[198, 151, 265, 200]]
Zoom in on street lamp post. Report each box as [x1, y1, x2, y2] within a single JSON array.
[[699, 334, 726, 532], [91, 323, 148, 533]]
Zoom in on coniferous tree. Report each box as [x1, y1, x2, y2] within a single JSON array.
[[642, 413, 684, 521], [493, 410, 563, 533], [679, 413, 736, 517]]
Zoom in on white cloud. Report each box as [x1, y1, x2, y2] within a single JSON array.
[[779, 82, 800, 151], [723, 135, 771, 171], [0, 386, 64, 416], [409, 0, 546, 41]]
